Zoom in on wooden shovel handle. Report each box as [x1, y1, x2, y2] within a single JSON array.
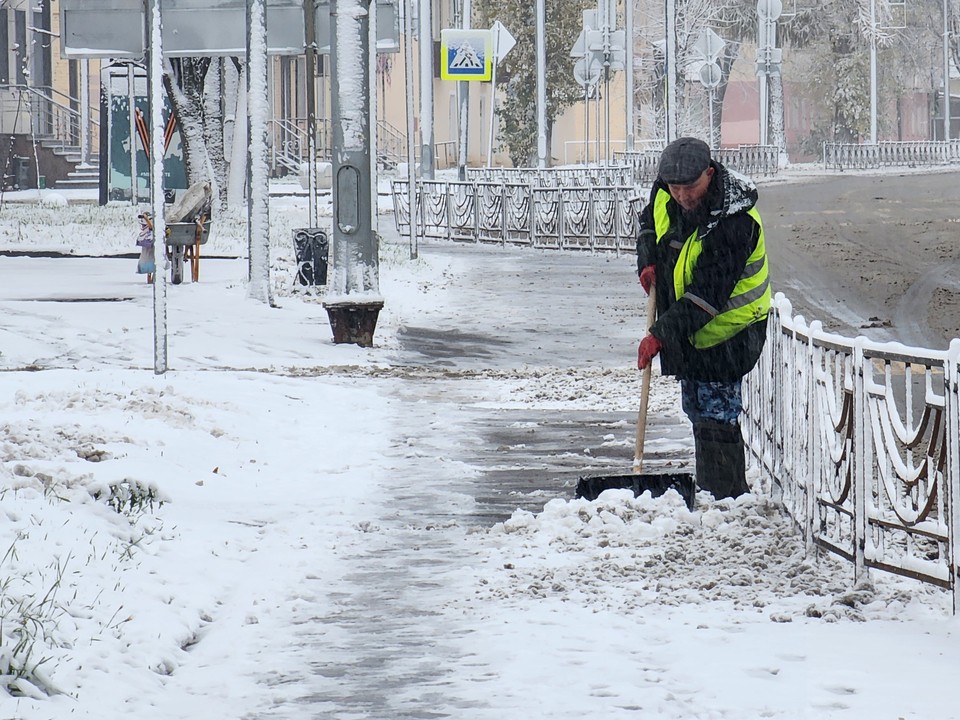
[[634, 288, 658, 472]]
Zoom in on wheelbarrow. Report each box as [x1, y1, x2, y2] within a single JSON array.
[[165, 216, 210, 285]]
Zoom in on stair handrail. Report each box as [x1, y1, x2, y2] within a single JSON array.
[[16, 84, 100, 156], [270, 115, 434, 175], [270, 116, 307, 171], [376, 118, 411, 167]]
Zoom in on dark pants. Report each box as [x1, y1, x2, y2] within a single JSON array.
[[681, 379, 748, 499], [680, 379, 742, 426]]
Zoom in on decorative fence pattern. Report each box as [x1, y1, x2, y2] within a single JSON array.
[[614, 144, 780, 184], [743, 293, 960, 611], [715, 145, 781, 178], [392, 179, 640, 252], [612, 149, 661, 185], [823, 141, 960, 170], [466, 166, 633, 187]]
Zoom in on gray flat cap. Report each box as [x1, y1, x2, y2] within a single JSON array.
[[658, 137, 711, 185]]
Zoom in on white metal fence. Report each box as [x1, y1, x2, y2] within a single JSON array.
[[391, 150, 776, 252], [465, 166, 634, 187], [822, 141, 960, 170], [743, 293, 960, 611], [614, 144, 780, 184], [392, 178, 641, 252]]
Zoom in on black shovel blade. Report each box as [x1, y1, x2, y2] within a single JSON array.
[[575, 472, 696, 510]]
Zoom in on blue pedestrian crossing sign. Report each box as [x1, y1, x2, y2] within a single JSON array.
[[440, 29, 493, 81]]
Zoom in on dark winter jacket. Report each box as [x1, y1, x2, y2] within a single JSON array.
[[635, 161, 769, 382]]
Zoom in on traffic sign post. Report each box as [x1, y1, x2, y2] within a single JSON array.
[[693, 28, 726, 62], [700, 63, 722, 149], [756, 0, 783, 147], [693, 28, 725, 150], [486, 21, 516, 167], [570, 0, 626, 165]]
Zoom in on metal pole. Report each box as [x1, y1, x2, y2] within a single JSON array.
[[457, 0, 471, 180], [664, 0, 677, 142], [536, 0, 547, 167], [486, 28, 499, 167], [403, 0, 419, 258], [595, 82, 601, 163], [869, 0, 878, 143], [128, 64, 138, 205], [758, 15, 768, 146], [708, 88, 714, 149], [246, 0, 273, 305], [625, 0, 634, 151], [369, 0, 379, 241], [605, 67, 611, 165], [759, 74, 767, 145], [584, 82, 590, 163], [146, 0, 167, 374], [329, 0, 378, 297], [305, 0, 318, 226], [80, 60, 90, 163], [603, 12, 611, 166], [419, 0, 435, 178], [945, 0, 952, 142]]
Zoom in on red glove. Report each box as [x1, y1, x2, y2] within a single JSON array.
[[639, 264, 656, 295], [637, 334, 663, 370]]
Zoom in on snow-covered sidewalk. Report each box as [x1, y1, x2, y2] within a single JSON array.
[[0, 197, 958, 720]]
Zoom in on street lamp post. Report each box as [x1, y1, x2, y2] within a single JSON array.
[[419, 0, 435, 178], [869, 0, 878, 144], [625, 0, 634, 150], [536, 0, 547, 167], [665, 0, 677, 142], [756, 0, 782, 147], [944, 0, 952, 142]]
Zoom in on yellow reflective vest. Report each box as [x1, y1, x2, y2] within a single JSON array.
[[652, 188, 770, 349]]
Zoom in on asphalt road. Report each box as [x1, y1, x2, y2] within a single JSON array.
[[758, 168, 960, 350]]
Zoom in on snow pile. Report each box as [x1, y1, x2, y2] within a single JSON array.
[[468, 490, 951, 622]]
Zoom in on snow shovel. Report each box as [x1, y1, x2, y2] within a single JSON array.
[[575, 287, 696, 509]]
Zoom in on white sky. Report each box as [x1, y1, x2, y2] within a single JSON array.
[[1, 174, 959, 720]]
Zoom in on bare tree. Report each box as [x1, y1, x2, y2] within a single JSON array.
[[163, 57, 246, 217]]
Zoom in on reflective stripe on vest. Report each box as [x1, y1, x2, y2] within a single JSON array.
[[651, 188, 771, 349]]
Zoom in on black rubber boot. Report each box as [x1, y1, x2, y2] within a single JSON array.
[[693, 421, 749, 500]]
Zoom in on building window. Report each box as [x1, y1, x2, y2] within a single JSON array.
[[33, 4, 52, 89], [14, 9, 26, 85], [0, 10, 8, 86]]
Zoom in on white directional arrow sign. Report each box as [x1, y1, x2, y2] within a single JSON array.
[[571, 29, 587, 57], [693, 28, 726, 62], [571, 11, 598, 57], [490, 20, 516, 63]]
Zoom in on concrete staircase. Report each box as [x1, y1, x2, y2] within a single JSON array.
[[56, 159, 100, 190], [34, 137, 99, 190]]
